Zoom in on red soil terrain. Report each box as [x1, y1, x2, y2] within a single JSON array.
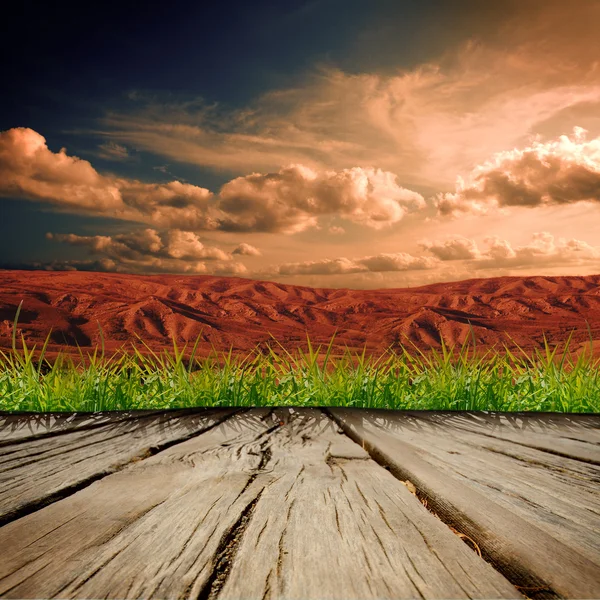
[[1, 269, 600, 363]]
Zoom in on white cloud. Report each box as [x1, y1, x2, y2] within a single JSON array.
[[435, 128, 600, 216]]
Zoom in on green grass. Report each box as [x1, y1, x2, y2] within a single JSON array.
[[1, 301, 599, 413]]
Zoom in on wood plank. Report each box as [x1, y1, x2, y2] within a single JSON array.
[[0, 408, 274, 599], [358, 411, 600, 562], [329, 408, 600, 599], [0, 408, 237, 525], [0, 408, 522, 599], [408, 410, 600, 464], [0, 409, 168, 444], [212, 408, 521, 600]]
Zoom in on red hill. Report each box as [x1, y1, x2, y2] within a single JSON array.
[[1, 270, 599, 362]]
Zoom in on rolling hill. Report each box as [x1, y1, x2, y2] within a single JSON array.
[[1, 270, 599, 362]]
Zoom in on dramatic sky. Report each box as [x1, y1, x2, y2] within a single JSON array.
[[2, 0, 600, 289]]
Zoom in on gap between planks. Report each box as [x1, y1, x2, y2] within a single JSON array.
[[0, 407, 523, 600], [0, 408, 245, 527], [326, 408, 600, 600]]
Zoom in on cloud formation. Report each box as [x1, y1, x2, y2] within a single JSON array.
[[217, 164, 425, 233], [97, 141, 130, 161], [101, 0, 600, 189], [418, 235, 482, 260], [271, 252, 439, 276], [232, 243, 262, 256], [435, 128, 600, 216], [0, 128, 425, 234], [46, 228, 246, 275], [420, 232, 600, 268]]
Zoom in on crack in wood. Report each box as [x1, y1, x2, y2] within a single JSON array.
[[402, 560, 427, 600], [232, 425, 279, 504], [333, 504, 342, 536], [354, 480, 371, 510], [325, 409, 562, 600], [0, 550, 59, 596], [255, 518, 269, 547], [196, 490, 264, 600], [373, 498, 395, 534], [0, 410, 242, 528]]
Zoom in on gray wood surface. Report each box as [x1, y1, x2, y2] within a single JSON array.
[[0, 408, 523, 599], [328, 408, 600, 599], [0, 408, 237, 525], [408, 411, 600, 463], [0, 409, 167, 444]]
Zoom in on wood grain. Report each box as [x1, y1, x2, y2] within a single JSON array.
[[0, 408, 237, 525], [407, 411, 600, 463], [0, 409, 167, 444], [0, 408, 522, 599], [214, 408, 521, 600], [329, 408, 600, 599], [0, 409, 274, 600]]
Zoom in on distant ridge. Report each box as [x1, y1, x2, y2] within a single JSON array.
[[1, 269, 599, 360]]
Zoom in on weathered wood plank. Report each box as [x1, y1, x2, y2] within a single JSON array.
[[0, 409, 273, 599], [408, 411, 600, 464], [0, 409, 168, 444], [0, 408, 238, 525], [329, 408, 600, 599], [359, 412, 600, 561], [212, 408, 521, 600], [0, 408, 522, 599]]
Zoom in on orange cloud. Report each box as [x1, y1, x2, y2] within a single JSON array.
[[0, 128, 425, 234], [418, 236, 482, 260], [271, 252, 439, 276], [97, 141, 130, 161], [217, 165, 425, 233], [232, 243, 262, 256], [100, 1, 600, 190], [46, 228, 244, 275], [435, 128, 600, 216], [420, 232, 600, 269]]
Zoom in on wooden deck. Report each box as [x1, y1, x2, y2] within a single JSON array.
[[0, 408, 598, 599]]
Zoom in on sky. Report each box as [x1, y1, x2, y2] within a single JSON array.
[[1, 0, 600, 289]]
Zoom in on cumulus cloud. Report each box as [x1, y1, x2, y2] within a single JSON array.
[[418, 235, 482, 260], [45, 228, 245, 275], [0, 128, 124, 212], [328, 226, 345, 235], [480, 232, 600, 267], [435, 128, 600, 216], [420, 232, 600, 268], [232, 243, 262, 256], [0, 128, 216, 227], [0, 128, 425, 234], [216, 164, 425, 233], [272, 252, 439, 276]]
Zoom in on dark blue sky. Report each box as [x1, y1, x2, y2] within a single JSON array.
[[2, 0, 513, 134]]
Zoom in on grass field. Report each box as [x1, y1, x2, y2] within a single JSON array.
[[1, 303, 599, 413]]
